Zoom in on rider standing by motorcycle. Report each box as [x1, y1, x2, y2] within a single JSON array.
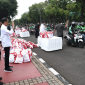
[[69, 22, 76, 44]]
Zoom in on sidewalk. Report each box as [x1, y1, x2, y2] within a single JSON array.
[[2, 53, 64, 85]]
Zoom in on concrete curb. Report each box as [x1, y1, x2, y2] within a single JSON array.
[[33, 52, 72, 85]]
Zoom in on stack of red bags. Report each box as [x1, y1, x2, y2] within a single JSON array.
[[3, 38, 39, 63], [21, 28, 27, 32], [11, 33, 16, 37], [9, 48, 32, 63], [40, 31, 53, 38], [11, 33, 20, 37], [15, 28, 20, 30]]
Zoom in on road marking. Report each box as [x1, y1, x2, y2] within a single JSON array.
[[48, 68, 59, 75], [39, 58, 45, 63], [33, 52, 37, 55]]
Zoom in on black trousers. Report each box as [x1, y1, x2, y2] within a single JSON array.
[[69, 34, 74, 43], [4, 47, 10, 69], [35, 30, 39, 38], [0, 50, 1, 60], [58, 35, 63, 39]]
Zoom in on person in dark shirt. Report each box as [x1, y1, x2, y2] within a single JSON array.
[[54, 20, 69, 39], [35, 23, 40, 38], [0, 22, 2, 28], [7, 24, 11, 31]]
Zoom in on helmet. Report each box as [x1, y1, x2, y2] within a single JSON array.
[[72, 21, 75, 25], [75, 22, 78, 25], [81, 22, 84, 25], [71, 21, 76, 27]]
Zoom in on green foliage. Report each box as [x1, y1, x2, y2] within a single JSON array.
[[28, 4, 40, 23], [76, 0, 85, 21], [0, 0, 18, 21], [15, 0, 85, 24]]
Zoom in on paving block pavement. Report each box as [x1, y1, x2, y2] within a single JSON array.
[[3, 54, 64, 85]]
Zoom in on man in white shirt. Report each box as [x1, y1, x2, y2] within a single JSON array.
[[40, 21, 46, 32], [0, 22, 2, 60], [1, 17, 14, 72], [0, 22, 3, 85]]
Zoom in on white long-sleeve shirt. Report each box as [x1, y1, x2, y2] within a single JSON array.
[[1, 24, 13, 48], [40, 24, 46, 32]]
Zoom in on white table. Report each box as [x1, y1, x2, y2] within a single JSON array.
[[20, 31, 30, 37], [38, 36, 62, 51], [15, 29, 21, 35], [0, 35, 1, 41]]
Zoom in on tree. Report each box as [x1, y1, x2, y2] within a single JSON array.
[[45, 0, 71, 22], [0, 0, 18, 21], [76, 0, 85, 21], [66, 2, 80, 21], [20, 13, 28, 24], [28, 2, 47, 23], [14, 0, 85, 24], [28, 4, 40, 23]]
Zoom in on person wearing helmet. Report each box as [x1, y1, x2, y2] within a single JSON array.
[[80, 22, 85, 32], [69, 21, 76, 44], [75, 22, 81, 30], [80, 22, 85, 41], [69, 22, 76, 34], [46, 24, 51, 31]]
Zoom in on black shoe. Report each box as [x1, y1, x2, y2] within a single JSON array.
[[4, 68, 13, 72], [9, 66, 13, 68], [0, 77, 2, 80], [0, 82, 3, 85]]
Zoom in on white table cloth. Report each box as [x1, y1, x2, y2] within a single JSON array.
[[0, 35, 1, 41], [38, 36, 62, 51], [15, 29, 21, 35], [20, 31, 30, 37]]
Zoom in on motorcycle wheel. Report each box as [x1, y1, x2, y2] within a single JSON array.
[[65, 39, 72, 46], [78, 41, 84, 48]]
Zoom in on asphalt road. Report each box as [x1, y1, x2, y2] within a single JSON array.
[[22, 31, 85, 85]]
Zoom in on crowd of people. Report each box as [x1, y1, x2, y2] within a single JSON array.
[[33, 21, 85, 39], [14, 21, 68, 38]]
